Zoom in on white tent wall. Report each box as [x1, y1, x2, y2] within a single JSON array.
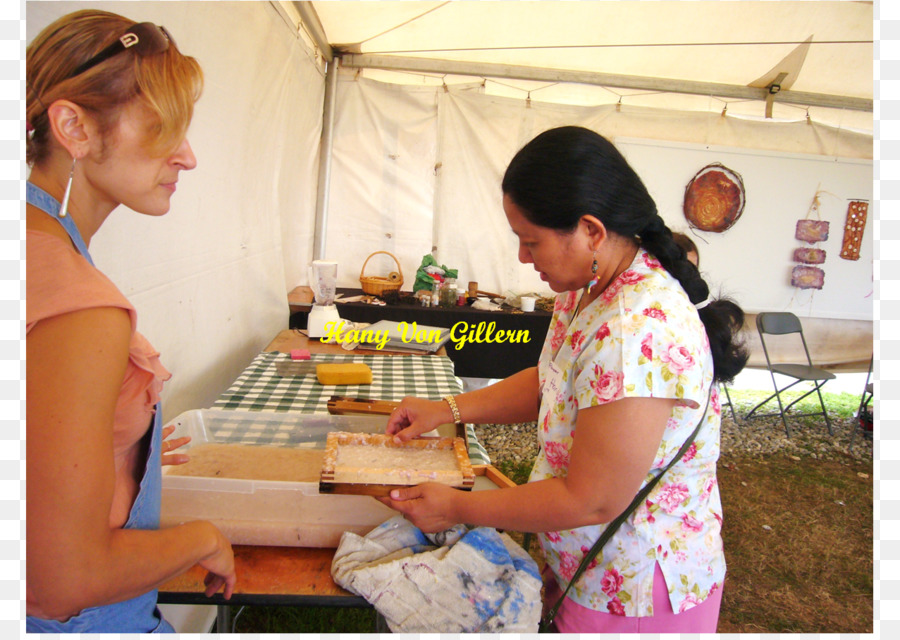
[[324, 75, 872, 367], [616, 138, 872, 321], [27, 1, 326, 420], [327, 77, 871, 295], [323, 77, 440, 280]]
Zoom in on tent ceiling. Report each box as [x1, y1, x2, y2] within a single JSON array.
[[303, 1, 873, 133]]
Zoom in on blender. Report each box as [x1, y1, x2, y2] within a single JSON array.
[[307, 260, 342, 338]]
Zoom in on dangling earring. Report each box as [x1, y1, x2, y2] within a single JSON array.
[[587, 251, 599, 292], [59, 156, 76, 218]]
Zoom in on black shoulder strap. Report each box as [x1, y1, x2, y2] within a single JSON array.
[[540, 388, 714, 631]]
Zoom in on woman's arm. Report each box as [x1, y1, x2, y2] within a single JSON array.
[[380, 395, 676, 532], [26, 306, 235, 621], [388, 366, 541, 441]]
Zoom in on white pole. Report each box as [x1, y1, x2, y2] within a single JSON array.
[[313, 58, 338, 260]]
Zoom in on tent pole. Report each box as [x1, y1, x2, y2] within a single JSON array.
[[342, 53, 872, 114], [313, 58, 339, 261], [292, 1, 333, 62]]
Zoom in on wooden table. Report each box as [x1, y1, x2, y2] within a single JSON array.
[[157, 473, 513, 631], [159, 545, 366, 606], [158, 330, 404, 629], [265, 327, 447, 357], [158, 546, 369, 631], [157, 329, 505, 631]]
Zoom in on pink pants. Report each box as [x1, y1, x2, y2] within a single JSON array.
[[544, 562, 723, 633]]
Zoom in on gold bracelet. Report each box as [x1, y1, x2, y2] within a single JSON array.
[[443, 395, 462, 425]]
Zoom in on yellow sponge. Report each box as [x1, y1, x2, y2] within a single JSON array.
[[316, 363, 373, 385]]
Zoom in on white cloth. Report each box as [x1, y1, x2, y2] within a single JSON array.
[[331, 515, 542, 633]]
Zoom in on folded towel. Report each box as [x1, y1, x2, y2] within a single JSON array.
[[332, 515, 542, 633]]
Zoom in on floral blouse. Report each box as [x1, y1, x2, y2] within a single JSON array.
[[532, 250, 724, 617]]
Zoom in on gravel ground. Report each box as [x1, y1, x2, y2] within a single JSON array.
[[473, 414, 873, 469]]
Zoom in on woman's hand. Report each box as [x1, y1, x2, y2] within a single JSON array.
[[161, 424, 191, 466], [386, 397, 453, 442], [376, 483, 462, 533], [197, 523, 237, 599]]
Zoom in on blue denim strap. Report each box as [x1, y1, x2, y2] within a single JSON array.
[[26, 181, 94, 266]]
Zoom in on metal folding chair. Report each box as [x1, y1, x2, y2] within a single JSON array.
[[744, 312, 835, 437], [849, 356, 874, 452], [720, 384, 737, 421]]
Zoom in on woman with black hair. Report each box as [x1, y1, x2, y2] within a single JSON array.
[[381, 126, 747, 632], [672, 231, 700, 267]]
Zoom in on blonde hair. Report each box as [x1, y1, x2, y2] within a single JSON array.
[[26, 9, 203, 165]]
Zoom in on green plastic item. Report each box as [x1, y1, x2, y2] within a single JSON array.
[[413, 254, 458, 293]]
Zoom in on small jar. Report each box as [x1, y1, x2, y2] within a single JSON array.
[[441, 279, 457, 308], [431, 282, 441, 307]]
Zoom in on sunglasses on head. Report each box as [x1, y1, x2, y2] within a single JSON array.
[[66, 22, 174, 80]]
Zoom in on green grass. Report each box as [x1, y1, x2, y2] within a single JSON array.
[[727, 386, 861, 420], [228, 604, 377, 633], [495, 458, 535, 485]]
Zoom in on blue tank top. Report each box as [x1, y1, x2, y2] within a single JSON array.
[[26, 183, 175, 633]]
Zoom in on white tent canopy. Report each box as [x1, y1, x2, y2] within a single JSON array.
[[298, 1, 873, 315], [311, 0, 873, 133], [26, 1, 874, 419]]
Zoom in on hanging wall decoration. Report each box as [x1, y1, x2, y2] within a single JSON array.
[[682, 163, 745, 232], [792, 248, 826, 264], [795, 220, 829, 243], [791, 265, 825, 290], [839, 200, 868, 261], [790, 188, 832, 291]]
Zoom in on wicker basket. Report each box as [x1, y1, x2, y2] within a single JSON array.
[[359, 251, 404, 296]]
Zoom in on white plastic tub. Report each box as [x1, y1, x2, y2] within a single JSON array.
[[160, 409, 397, 547]]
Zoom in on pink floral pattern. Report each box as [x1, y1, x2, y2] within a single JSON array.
[[589, 365, 624, 403], [658, 343, 696, 375], [595, 322, 611, 342], [569, 329, 587, 354], [681, 513, 704, 532], [543, 440, 570, 472], [679, 592, 704, 613], [640, 333, 653, 360], [642, 253, 662, 269], [657, 482, 691, 513], [600, 568, 624, 596], [557, 291, 578, 313], [558, 551, 580, 581], [683, 442, 698, 463], [550, 319, 568, 351], [533, 250, 724, 618], [607, 597, 626, 616]]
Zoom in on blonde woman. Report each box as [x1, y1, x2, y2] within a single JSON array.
[[26, 10, 235, 632]]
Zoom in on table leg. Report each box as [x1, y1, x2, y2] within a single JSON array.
[[216, 604, 231, 633]]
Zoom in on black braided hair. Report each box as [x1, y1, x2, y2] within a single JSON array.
[[639, 216, 748, 383], [502, 126, 748, 383]]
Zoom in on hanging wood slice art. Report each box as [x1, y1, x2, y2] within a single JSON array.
[[683, 163, 746, 232]]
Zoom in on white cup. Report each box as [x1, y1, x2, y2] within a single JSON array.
[[520, 296, 536, 312]]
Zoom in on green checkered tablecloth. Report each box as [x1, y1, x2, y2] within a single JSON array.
[[213, 351, 490, 465]]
